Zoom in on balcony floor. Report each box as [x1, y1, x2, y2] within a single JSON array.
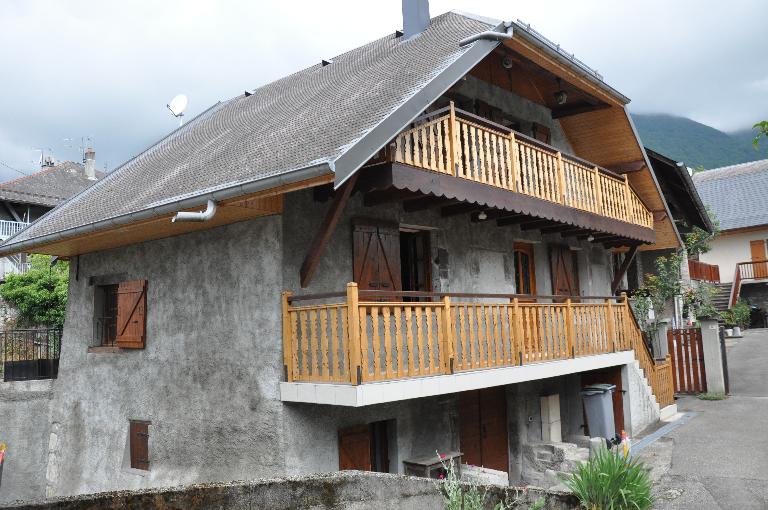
[[280, 350, 634, 406]]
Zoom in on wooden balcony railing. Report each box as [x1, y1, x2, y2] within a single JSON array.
[[688, 259, 720, 283], [282, 283, 674, 407], [730, 259, 768, 307], [389, 103, 654, 230]]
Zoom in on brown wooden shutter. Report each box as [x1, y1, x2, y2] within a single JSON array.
[[532, 123, 551, 144], [129, 420, 150, 470], [116, 280, 147, 349], [352, 221, 402, 293], [338, 424, 372, 471], [750, 240, 768, 278], [550, 246, 579, 298]]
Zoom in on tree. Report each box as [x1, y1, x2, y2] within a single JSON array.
[[754, 121, 768, 148], [0, 254, 68, 328]]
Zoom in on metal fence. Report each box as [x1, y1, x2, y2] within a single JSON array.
[[1, 328, 62, 381]]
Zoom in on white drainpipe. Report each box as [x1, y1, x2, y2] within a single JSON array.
[[171, 200, 217, 223]]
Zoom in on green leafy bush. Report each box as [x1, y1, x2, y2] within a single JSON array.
[[563, 449, 652, 510], [721, 300, 750, 329], [0, 255, 68, 328], [697, 392, 727, 401]]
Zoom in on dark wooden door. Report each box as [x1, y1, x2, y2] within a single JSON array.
[[353, 221, 402, 294], [667, 328, 706, 393], [514, 242, 537, 300], [550, 246, 579, 298], [338, 424, 372, 471], [582, 367, 625, 436], [459, 387, 508, 472]]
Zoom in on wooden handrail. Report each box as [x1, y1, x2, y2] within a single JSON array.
[[730, 260, 768, 306], [688, 259, 720, 283], [283, 285, 675, 406], [289, 290, 627, 304], [392, 104, 654, 229]]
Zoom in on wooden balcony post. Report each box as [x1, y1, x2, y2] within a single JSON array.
[[605, 297, 617, 352], [282, 291, 293, 382], [511, 133, 521, 193], [622, 175, 631, 222], [620, 292, 630, 351], [565, 298, 575, 358], [448, 102, 459, 177], [441, 295, 455, 374], [592, 166, 603, 214], [513, 297, 524, 365], [556, 152, 566, 205], [346, 282, 362, 384]]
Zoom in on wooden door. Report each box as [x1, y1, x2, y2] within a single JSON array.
[[459, 387, 509, 472], [353, 221, 402, 294], [338, 424, 372, 471], [550, 246, 579, 298], [582, 368, 624, 436], [750, 240, 768, 278]]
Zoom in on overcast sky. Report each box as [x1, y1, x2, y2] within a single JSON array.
[[1, 0, 766, 181]]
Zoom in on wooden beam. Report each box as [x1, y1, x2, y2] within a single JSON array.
[[611, 244, 638, 294], [521, 219, 558, 231], [403, 196, 456, 212], [652, 210, 668, 222], [300, 173, 359, 288], [2, 202, 22, 223], [441, 203, 480, 217], [551, 102, 611, 119], [496, 214, 530, 227], [606, 160, 645, 174], [559, 228, 592, 238], [539, 224, 580, 234]]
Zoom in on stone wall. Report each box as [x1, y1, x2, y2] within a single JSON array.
[[0, 380, 53, 505], [2, 472, 580, 510]]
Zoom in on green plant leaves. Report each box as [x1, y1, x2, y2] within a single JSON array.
[[0, 254, 68, 328]]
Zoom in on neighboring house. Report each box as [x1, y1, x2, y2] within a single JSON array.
[[0, 148, 101, 277], [0, 5, 681, 502], [694, 158, 768, 312]]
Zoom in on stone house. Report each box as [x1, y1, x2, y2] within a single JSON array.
[[0, 5, 679, 503]]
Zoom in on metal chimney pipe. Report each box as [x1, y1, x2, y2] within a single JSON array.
[[402, 0, 430, 40], [84, 148, 97, 180]]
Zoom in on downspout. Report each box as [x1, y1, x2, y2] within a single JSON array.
[[171, 200, 217, 223], [459, 27, 513, 47]]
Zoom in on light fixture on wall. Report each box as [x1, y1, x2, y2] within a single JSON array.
[[502, 56, 514, 69], [477, 211, 488, 220], [554, 78, 568, 105], [587, 234, 595, 242]]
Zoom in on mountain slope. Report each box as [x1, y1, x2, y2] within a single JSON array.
[[632, 113, 767, 169]]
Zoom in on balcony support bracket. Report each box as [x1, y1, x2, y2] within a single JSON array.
[[611, 244, 639, 294]]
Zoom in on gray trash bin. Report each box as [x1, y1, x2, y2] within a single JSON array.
[[581, 383, 616, 440]]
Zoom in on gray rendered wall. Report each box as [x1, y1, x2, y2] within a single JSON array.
[[43, 217, 286, 497], [0, 380, 53, 504]]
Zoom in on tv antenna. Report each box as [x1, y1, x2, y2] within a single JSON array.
[[166, 94, 188, 127]]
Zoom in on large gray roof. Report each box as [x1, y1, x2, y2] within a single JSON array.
[[692, 159, 768, 231], [0, 162, 102, 208], [3, 11, 496, 249]]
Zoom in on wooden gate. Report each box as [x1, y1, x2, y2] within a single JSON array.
[[667, 328, 706, 393]]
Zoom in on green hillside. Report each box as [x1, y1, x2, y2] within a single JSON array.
[[632, 113, 768, 170]]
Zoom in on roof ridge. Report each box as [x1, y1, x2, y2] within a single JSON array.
[[702, 158, 768, 175]]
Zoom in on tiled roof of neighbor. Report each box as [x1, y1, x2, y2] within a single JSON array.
[[0, 162, 103, 208], [692, 159, 768, 231], [3, 11, 496, 248]]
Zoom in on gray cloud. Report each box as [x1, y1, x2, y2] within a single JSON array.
[[1, 0, 765, 181]]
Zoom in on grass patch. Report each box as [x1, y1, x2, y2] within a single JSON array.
[[697, 392, 728, 401]]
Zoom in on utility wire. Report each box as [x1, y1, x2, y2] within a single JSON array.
[[0, 160, 30, 176]]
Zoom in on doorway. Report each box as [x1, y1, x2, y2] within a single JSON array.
[[400, 229, 432, 294], [581, 367, 625, 437], [550, 245, 580, 298], [513, 242, 537, 298], [459, 387, 509, 472], [338, 420, 392, 472]]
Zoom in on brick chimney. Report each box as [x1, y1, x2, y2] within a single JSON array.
[[84, 148, 97, 180], [402, 0, 430, 40]]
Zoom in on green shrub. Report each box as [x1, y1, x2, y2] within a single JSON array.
[[721, 300, 750, 329], [0, 254, 68, 328], [563, 449, 652, 510], [697, 392, 727, 401]]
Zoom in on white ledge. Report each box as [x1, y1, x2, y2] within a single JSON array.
[[280, 350, 635, 406]]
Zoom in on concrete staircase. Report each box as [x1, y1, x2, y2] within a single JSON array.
[[712, 282, 732, 314]]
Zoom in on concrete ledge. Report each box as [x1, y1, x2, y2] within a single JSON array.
[[659, 403, 679, 421], [281, 351, 635, 406]]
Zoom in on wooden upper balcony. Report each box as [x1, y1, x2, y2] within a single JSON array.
[[280, 284, 673, 408], [390, 104, 652, 230], [358, 104, 655, 249]]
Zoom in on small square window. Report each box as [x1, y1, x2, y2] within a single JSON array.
[[94, 284, 119, 346]]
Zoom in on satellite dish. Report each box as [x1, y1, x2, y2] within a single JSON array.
[[167, 94, 188, 117]]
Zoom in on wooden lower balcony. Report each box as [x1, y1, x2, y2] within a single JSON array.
[[280, 283, 673, 407]]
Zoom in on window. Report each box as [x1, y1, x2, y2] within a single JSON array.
[[513, 243, 536, 295], [92, 279, 148, 349], [400, 229, 431, 297], [129, 420, 150, 471]]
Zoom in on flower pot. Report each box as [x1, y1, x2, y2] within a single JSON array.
[[725, 328, 733, 337], [733, 326, 742, 337]]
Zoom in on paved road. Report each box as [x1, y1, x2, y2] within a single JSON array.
[[640, 328, 768, 509]]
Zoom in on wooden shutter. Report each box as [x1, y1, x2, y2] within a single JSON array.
[[353, 221, 402, 293], [338, 424, 372, 471], [459, 391, 482, 467], [532, 123, 551, 144], [750, 240, 768, 278], [129, 421, 150, 470], [459, 388, 509, 472], [116, 280, 147, 349], [550, 246, 579, 298]]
